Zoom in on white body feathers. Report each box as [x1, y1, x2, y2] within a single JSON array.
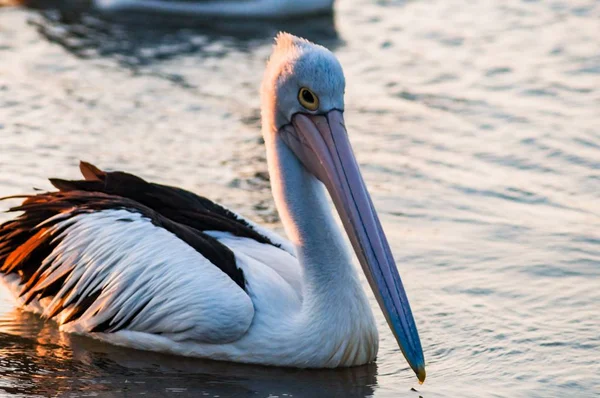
[[1, 206, 378, 367]]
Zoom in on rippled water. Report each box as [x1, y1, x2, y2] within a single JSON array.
[[0, 0, 599, 397]]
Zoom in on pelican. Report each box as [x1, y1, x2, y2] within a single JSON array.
[[0, 33, 426, 382], [93, 0, 334, 18]]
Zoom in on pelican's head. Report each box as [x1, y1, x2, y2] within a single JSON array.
[[261, 33, 345, 133], [261, 33, 426, 382]]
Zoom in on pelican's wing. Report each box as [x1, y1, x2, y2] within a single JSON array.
[[51, 161, 295, 256], [0, 185, 264, 342]]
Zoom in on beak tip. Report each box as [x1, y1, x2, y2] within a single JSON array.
[[416, 366, 426, 384]]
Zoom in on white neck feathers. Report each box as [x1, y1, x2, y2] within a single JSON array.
[[264, 133, 363, 309], [263, 132, 378, 366]]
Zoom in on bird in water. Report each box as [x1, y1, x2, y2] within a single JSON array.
[[0, 33, 426, 382], [93, 0, 334, 18]]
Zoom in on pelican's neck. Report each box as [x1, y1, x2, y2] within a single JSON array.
[[264, 133, 365, 310], [262, 127, 378, 367]]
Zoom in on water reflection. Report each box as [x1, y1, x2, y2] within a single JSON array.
[[22, 0, 340, 67], [0, 308, 378, 397]]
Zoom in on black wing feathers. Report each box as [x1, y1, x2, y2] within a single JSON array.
[[2, 191, 246, 290], [0, 161, 277, 328], [50, 161, 277, 247]]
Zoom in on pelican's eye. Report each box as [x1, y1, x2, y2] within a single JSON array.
[[298, 87, 319, 111]]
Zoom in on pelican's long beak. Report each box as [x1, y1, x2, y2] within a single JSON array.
[[280, 110, 426, 382]]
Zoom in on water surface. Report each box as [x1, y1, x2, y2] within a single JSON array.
[[0, 0, 599, 397]]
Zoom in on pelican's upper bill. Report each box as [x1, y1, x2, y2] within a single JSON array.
[[0, 33, 425, 383]]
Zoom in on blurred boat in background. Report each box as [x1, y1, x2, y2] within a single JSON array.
[[16, 0, 339, 68], [93, 0, 334, 18]]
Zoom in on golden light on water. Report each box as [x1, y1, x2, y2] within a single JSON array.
[[0, 0, 24, 6]]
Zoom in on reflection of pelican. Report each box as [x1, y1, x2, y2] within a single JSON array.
[[69, 334, 379, 397], [0, 310, 378, 397], [94, 0, 334, 18], [0, 33, 425, 382]]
